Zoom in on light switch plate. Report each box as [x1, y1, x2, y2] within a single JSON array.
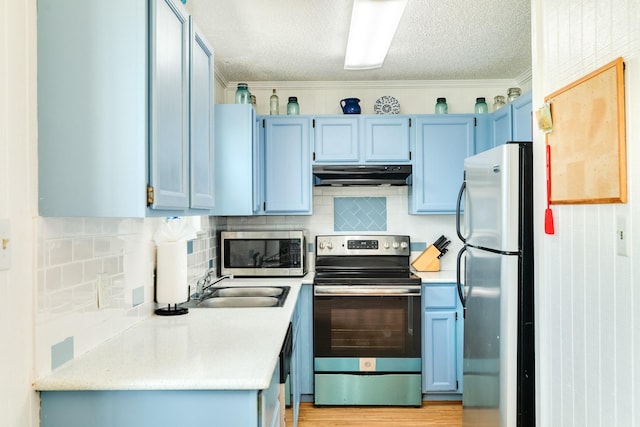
[[0, 219, 10, 271], [616, 214, 629, 257]]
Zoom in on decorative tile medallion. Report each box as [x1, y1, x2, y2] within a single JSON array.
[[334, 197, 387, 232]]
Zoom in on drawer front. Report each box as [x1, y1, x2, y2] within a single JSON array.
[[424, 286, 457, 309]]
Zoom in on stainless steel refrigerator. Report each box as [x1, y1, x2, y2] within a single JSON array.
[[455, 141, 535, 427]]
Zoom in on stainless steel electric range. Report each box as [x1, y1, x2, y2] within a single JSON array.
[[313, 234, 422, 406]]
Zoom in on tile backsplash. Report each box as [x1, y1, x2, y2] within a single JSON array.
[[35, 186, 461, 378], [35, 216, 222, 377]]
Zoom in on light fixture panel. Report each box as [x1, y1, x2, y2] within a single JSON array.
[[344, 0, 408, 70]]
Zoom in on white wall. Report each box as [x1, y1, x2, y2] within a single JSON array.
[[220, 78, 531, 115], [533, 0, 639, 425], [0, 0, 38, 425]]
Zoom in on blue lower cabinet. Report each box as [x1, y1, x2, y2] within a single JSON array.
[[422, 283, 463, 395], [41, 362, 281, 427], [297, 284, 314, 396], [41, 390, 260, 427]]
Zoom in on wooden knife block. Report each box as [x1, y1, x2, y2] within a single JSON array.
[[411, 244, 441, 272]]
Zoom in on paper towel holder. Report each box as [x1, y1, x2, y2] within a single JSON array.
[[154, 240, 191, 316], [155, 303, 188, 316]]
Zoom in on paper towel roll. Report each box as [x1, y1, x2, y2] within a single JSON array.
[[155, 241, 189, 305]]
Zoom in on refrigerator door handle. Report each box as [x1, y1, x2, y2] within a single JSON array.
[[456, 246, 467, 312], [456, 181, 466, 243]]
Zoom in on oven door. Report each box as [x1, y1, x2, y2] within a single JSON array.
[[313, 284, 422, 406], [313, 285, 421, 359]]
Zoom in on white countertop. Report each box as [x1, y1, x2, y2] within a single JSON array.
[[36, 276, 312, 392], [413, 269, 457, 283]]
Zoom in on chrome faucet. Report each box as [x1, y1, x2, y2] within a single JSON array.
[[191, 269, 233, 300]]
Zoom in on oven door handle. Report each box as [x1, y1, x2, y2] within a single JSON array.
[[313, 285, 422, 296]]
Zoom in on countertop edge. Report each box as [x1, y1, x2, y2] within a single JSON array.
[[35, 277, 310, 392]]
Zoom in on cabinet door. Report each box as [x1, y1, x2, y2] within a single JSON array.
[[212, 105, 260, 215], [490, 106, 512, 147], [474, 115, 493, 153], [37, 0, 149, 217], [410, 115, 474, 213], [363, 116, 411, 162], [149, 0, 190, 210], [313, 117, 359, 163], [263, 117, 312, 214], [423, 310, 457, 392], [189, 20, 215, 209], [297, 285, 314, 396], [511, 91, 533, 141]]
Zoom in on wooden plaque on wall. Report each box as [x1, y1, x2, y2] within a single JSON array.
[[544, 57, 626, 204]]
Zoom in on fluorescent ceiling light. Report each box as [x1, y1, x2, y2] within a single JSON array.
[[344, 0, 408, 70]]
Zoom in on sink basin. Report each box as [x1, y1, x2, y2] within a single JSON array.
[[183, 285, 290, 308], [198, 296, 280, 308], [215, 287, 284, 298]]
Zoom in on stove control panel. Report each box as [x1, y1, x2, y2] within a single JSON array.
[[316, 235, 411, 256]]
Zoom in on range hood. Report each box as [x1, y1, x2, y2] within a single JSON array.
[[312, 164, 412, 186]]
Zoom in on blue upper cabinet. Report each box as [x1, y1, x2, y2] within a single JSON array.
[[212, 105, 262, 216], [363, 116, 412, 162], [313, 117, 360, 163], [313, 115, 411, 164], [189, 20, 215, 209], [262, 117, 313, 215], [511, 91, 533, 141], [149, 0, 190, 210], [409, 115, 475, 214], [478, 91, 532, 152], [491, 105, 512, 147], [37, 0, 213, 217]]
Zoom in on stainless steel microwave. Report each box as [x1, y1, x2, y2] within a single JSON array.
[[219, 230, 307, 277]]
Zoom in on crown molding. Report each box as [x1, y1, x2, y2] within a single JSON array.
[[223, 78, 525, 91], [213, 65, 229, 88], [516, 68, 533, 87]]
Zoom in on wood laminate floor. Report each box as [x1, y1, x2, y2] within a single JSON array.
[[286, 401, 462, 427]]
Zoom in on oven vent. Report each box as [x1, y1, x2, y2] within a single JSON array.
[[312, 164, 412, 186]]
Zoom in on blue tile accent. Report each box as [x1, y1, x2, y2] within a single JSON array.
[[209, 259, 214, 268], [132, 286, 144, 307], [411, 241, 427, 251], [187, 240, 194, 254], [51, 337, 74, 371], [334, 197, 387, 232], [308, 242, 314, 253]]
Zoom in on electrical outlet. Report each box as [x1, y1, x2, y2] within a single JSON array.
[[616, 214, 629, 257], [0, 219, 10, 271]]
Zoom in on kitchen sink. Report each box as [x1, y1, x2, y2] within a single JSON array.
[[197, 296, 281, 308], [183, 286, 290, 308], [215, 287, 285, 298]]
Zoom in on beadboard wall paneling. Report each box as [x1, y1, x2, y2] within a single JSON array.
[[534, 0, 639, 425]]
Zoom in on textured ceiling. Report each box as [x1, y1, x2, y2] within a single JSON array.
[[186, 0, 532, 82]]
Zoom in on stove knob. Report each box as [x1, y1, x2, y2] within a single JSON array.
[[392, 241, 399, 249], [326, 242, 334, 250], [400, 241, 408, 249], [318, 242, 325, 250], [383, 241, 390, 249]]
